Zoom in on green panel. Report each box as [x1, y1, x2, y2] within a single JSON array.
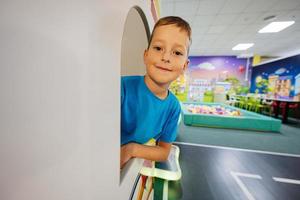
[[168, 180, 183, 200], [153, 178, 183, 200], [154, 178, 164, 200]]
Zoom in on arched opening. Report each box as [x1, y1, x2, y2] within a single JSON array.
[[120, 6, 151, 186], [121, 6, 150, 76]]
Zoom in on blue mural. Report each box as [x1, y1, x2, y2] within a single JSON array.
[[250, 54, 300, 98]]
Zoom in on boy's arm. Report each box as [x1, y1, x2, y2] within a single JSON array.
[[120, 141, 171, 168]]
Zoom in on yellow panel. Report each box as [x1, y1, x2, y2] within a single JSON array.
[[252, 55, 261, 66], [154, 0, 161, 17]]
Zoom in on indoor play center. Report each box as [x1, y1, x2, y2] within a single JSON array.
[[1, 0, 300, 200]]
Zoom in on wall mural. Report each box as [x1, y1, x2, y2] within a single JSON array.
[[250, 54, 300, 99], [188, 56, 248, 81], [170, 56, 250, 102]]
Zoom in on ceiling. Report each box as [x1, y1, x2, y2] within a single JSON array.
[[160, 0, 300, 58]]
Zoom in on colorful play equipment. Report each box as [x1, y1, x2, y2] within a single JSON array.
[[233, 95, 274, 115], [186, 104, 241, 116], [181, 102, 281, 132], [203, 90, 214, 102]]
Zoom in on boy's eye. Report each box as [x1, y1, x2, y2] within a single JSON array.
[[153, 46, 162, 51], [174, 51, 183, 56]]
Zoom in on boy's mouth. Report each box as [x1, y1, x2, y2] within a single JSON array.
[[156, 65, 172, 72]]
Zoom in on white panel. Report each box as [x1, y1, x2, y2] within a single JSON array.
[[0, 0, 153, 199]]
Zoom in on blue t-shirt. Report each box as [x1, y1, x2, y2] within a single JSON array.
[[121, 76, 181, 145]]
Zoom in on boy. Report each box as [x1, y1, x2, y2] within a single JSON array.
[[121, 16, 191, 168]]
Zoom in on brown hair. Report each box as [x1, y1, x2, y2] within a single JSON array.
[[147, 16, 192, 50]]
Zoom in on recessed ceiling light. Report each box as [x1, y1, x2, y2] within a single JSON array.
[[258, 21, 295, 33], [232, 43, 254, 51]]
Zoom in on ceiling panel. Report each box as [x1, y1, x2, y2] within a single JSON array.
[[219, 0, 252, 14], [244, 0, 280, 13], [239, 24, 262, 34], [207, 25, 227, 34], [192, 27, 209, 36], [212, 14, 239, 26], [174, 1, 199, 15], [223, 25, 248, 34], [192, 15, 215, 26], [282, 9, 300, 21], [196, 0, 226, 15], [160, 2, 174, 16], [233, 12, 263, 25], [183, 15, 195, 25], [270, 0, 300, 11]]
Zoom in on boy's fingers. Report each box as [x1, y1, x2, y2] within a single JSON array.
[[120, 146, 131, 169], [120, 156, 130, 169]]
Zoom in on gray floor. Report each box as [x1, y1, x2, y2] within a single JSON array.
[[172, 119, 300, 200], [175, 144, 300, 200], [176, 121, 300, 155], [131, 118, 300, 199]]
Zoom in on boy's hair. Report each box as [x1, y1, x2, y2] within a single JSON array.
[[147, 16, 192, 51]]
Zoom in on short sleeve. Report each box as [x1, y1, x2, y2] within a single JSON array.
[[159, 102, 181, 143], [121, 77, 125, 105]]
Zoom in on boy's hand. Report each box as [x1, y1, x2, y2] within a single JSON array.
[[120, 143, 135, 169]]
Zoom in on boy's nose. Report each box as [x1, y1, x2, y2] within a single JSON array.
[[161, 51, 170, 63]]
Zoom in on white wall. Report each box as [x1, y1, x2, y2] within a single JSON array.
[[0, 1, 153, 199]]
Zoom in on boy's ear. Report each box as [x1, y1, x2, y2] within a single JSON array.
[[143, 49, 148, 64], [182, 59, 189, 72]]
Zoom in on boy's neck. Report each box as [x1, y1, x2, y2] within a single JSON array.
[[144, 75, 169, 100]]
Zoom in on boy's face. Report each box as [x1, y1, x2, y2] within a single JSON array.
[[144, 24, 189, 86]]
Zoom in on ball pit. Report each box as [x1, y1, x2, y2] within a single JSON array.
[[181, 102, 281, 132], [186, 104, 241, 116]]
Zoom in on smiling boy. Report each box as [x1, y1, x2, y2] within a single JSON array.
[[121, 16, 191, 168]]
